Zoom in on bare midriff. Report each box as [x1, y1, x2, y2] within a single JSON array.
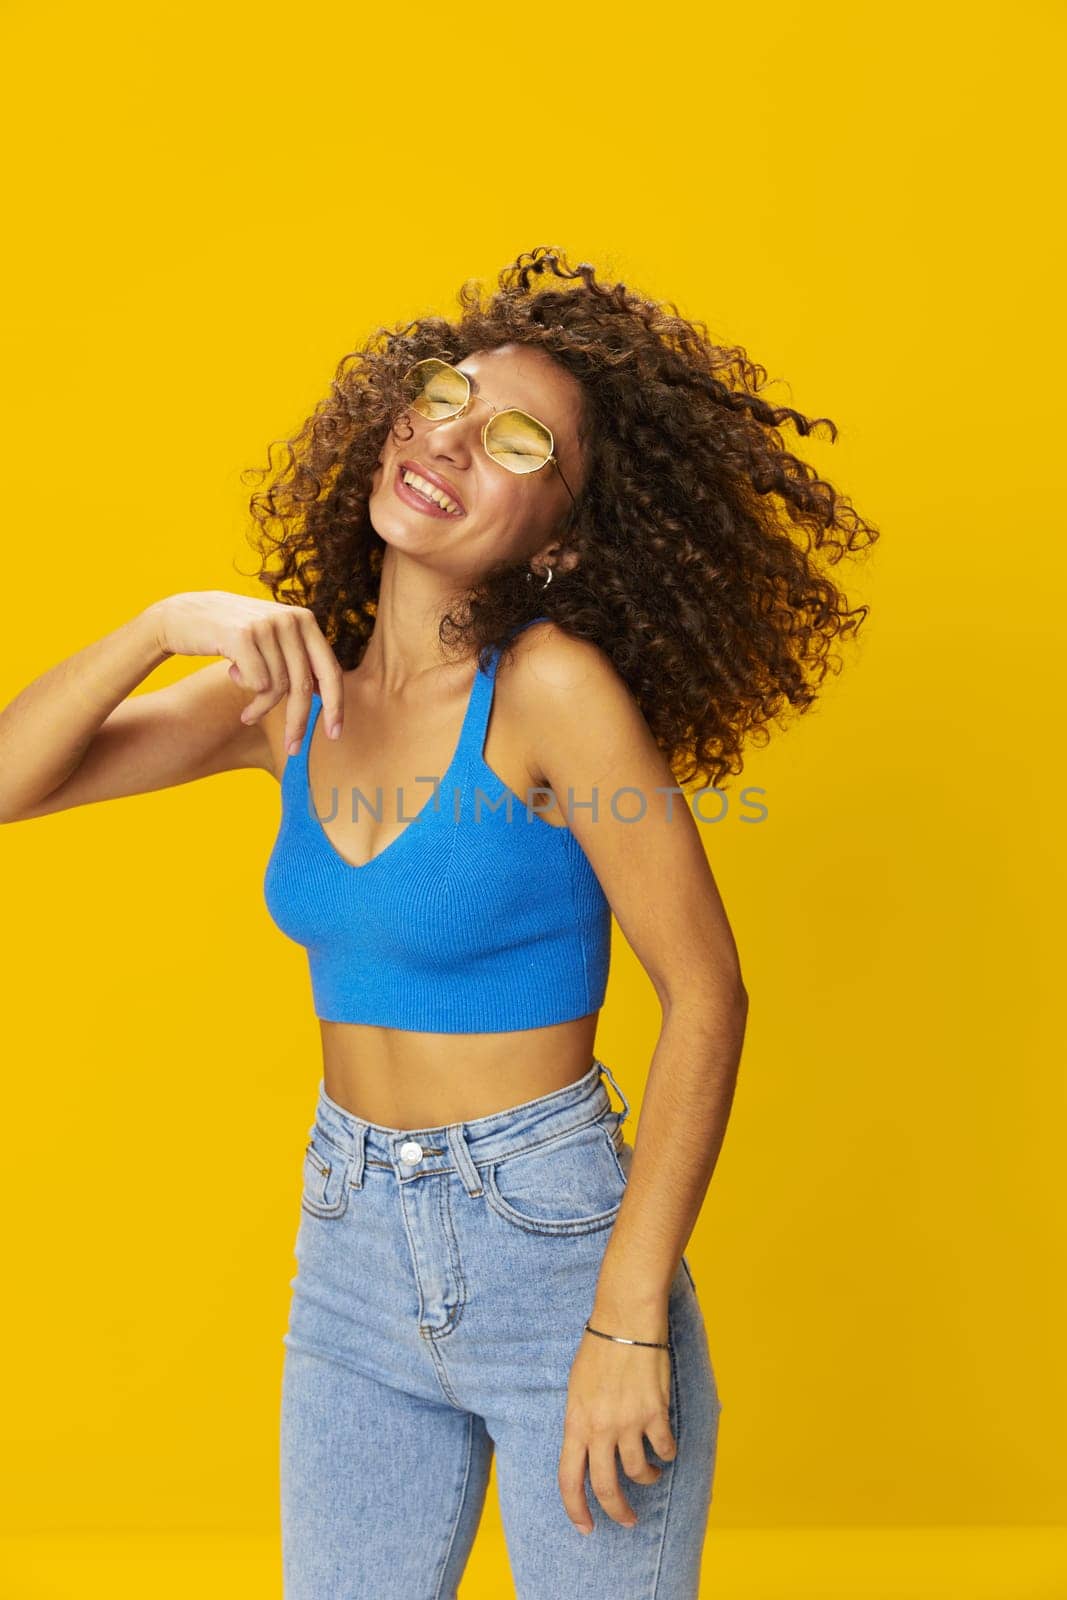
[[319, 1012, 600, 1128]]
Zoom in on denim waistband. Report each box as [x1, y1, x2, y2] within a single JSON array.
[[310, 1055, 631, 1195]]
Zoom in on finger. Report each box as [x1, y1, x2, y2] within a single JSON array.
[[228, 632, 272, 706], [557, 1432, 593, 1535], [296, 613, 345, 740], [240, 622, 292, 726], [588, 1437, 637, 1528], [271, 618, 321, 755], [617, 1428, 662, 1487], [645, 1413, 678, 1464]]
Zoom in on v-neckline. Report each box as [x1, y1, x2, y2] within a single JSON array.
[[301, 655, 491, 874]]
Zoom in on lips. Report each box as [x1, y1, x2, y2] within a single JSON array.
[[397, 459, 466, 515]]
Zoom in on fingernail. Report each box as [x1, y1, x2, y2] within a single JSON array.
[[288, 738, 301, 754], [577, 1523, 592, 1536], [328, 722, 341, 739]]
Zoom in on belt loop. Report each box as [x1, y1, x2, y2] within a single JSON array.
[[349, 1121, 367, 1188], [446, 1123, 484, 1197], [596, 1058, 631, 1127]]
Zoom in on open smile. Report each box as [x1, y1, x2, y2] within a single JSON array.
[[394, 463, 466, 518]]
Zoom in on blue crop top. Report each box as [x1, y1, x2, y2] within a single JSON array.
[[263, 617, 612, 1032]]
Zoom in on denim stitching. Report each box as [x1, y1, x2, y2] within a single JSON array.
[[395, 1174, 431, 1327], [481, 1123, 626, 1236], [481, 1108, 613, 1173], [421, 1176, 467, 1340], [344, 1110, 614, 1184], [482, 1172, 624, 1237], [308, 1123, 351, 1161], [423, 1332, 465, 1409], [304, 1145, 329, 1177], [301, 1143, 351, 1218], [601, 1121, 630, 1186]]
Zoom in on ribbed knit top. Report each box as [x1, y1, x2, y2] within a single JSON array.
[[262, 618, 612, 1032]]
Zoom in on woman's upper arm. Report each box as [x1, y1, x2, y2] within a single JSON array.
[[5, 659, 276, 822], [516, 624, 748, 1013]]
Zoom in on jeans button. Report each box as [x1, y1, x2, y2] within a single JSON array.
[[399, 1140, 424, 1164]]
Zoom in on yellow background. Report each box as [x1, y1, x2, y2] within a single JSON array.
[[1, 0, 1063, 1594]]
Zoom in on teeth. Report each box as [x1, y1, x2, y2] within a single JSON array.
[[402, 470, 461, 515]]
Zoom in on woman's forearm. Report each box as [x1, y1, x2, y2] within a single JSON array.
[[590, 986, 747, 1335], [0, 603, 170, 821]]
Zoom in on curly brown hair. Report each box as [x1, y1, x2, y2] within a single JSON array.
[[241, 245, 879, 790]]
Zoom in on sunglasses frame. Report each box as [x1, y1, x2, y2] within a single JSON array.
[[399, 359, 576, 505]]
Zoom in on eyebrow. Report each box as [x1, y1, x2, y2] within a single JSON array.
[[458, 368, 495, 401]]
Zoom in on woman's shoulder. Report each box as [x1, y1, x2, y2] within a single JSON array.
[[498, 621, 637, 752], [506, 618, 622, 692]]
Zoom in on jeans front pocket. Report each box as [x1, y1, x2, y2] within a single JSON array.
[[300, 1126, 352, 1220], [483, 1116, 628, 1237]]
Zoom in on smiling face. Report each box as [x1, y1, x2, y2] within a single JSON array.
[[368, 343, 588, 582]]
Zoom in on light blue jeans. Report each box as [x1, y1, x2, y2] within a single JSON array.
[[280, 1057, 722, 1598]]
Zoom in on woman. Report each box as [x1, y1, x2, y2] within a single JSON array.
[[0, 246, 878, 1597]]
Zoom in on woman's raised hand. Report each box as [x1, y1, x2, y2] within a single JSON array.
[[150, 590, 345, 753]]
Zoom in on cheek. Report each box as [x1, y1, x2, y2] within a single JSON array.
[[482, 492, 538, 551]]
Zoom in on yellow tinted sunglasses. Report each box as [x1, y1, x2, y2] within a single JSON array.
[[399, 359, 576, 504]]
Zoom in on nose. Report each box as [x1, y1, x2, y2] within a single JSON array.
[[417, 407, 481, 469]]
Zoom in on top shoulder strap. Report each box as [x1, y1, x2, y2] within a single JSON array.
[[457, 616, 552, 763], [280, 691, 322, 810]]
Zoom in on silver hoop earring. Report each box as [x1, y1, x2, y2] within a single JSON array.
[[525, 565, 553, 590]]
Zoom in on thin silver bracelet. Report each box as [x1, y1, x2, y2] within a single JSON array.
[[584, 1320, 669, 1350]]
